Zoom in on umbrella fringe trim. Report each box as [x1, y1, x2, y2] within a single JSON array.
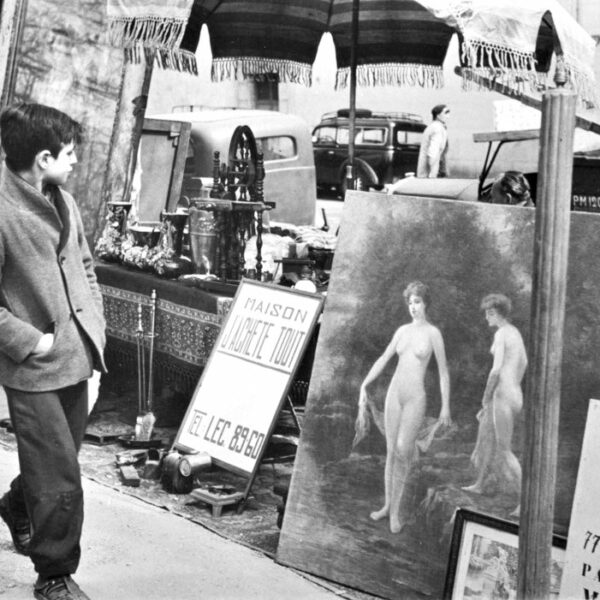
[[461, 39, 537, 74], [335, 64, 444, 89], [561, 58, 599, 108], [155, 48, 199, 76], [460, 39, 542, 97], [211, 58, 313, 86], [123, 46, 198, 76], [461, 39, 598, 107], [109, 17, 187, 51], [460, 67, 541, 97]]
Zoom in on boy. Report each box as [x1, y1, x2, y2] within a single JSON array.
[[0, 103, 106, 600]]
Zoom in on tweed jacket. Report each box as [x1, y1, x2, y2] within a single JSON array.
[[0, 163, 106, 392]]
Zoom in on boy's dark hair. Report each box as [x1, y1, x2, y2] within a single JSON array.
[[0, 103, 82, 172]]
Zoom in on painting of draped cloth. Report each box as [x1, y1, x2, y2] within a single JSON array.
[[468, 402, 521, 497]]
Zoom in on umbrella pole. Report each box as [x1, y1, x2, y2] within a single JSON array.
[[345, 0, 359, 193], [516, 61, 576, 600]]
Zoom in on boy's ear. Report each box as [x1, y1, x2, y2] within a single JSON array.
[[34, 149, 52, 170]]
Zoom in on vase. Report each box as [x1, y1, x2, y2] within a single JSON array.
[[94, 201, 132, 262], [151, 211, 193, 278], [188, 204, 218, 276]]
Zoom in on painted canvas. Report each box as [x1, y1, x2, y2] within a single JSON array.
[[276, 192, 600, 599]]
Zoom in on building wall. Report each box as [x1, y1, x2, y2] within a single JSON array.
[[565, 0, 600, 35]]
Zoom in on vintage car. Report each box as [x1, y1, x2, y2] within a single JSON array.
[[388, 128, 600, 212], [145, 108, 317, 226], [312, 108, 426, 196]]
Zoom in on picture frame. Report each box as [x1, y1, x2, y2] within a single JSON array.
[[137, 118, 192, 222], [443, 508, 566, 599]]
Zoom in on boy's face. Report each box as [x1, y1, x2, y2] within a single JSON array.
[[43, 142, 77, 186]]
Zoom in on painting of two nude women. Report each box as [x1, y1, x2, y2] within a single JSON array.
[[356, 283, 525, 533], [277, 194, 600, 600]]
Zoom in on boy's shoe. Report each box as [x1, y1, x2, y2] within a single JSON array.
[[34, 575, 90, 600], [0, 493, 31, 555]]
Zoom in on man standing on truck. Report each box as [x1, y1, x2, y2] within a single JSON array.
[[417, 104, 450, 178]]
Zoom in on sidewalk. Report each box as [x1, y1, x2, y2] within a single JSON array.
[[0, 389, 352, 600], [0, 443, 345, 600]]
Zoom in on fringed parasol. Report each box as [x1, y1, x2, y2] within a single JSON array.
[[106, 0, 598, 106]]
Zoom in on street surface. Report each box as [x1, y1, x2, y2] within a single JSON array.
[[0, 392, 344, 600], [0, 443, 346, 600]]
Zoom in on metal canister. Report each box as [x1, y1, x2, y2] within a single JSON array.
[[160, 450, 193, 494], [178, 452, 212, 477]]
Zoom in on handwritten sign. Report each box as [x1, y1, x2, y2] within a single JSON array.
[[560, 399, 600, 599], [175, 280, 323, 475]]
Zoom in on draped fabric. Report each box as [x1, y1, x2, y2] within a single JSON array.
[[105, 0, 597, 105], [352, 389, 446, 455], [420, 0, 597, 106], [96, 262, 233, 395], [106, 0, 198, 73]]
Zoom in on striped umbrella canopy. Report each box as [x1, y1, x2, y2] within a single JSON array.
[[108, 0, 597, 105]]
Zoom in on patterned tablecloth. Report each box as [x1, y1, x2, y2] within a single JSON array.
[[96, 262, 235, 394]]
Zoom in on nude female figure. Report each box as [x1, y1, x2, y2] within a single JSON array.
[[463, 293, 527, 495], [359, 281, 451, 533]]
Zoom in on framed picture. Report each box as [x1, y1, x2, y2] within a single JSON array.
[[137, 118, 192, 222], [443, 508, 566, 599]]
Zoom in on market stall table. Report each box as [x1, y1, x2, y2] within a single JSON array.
[[96, 262, 236, 416]]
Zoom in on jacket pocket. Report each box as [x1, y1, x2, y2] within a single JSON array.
[[27, 320, 57, 360]]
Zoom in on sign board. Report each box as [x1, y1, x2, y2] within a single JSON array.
[[560, 399, 600, 599], [174, 279, 323, 478]]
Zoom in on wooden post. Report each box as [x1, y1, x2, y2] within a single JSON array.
[[517, 64, 576, 600], [96, 51, 154, 238]]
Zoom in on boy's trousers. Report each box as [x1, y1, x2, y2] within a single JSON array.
[[4, 381, 88, 578]]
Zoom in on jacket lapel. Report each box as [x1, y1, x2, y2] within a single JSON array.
[[48, 185, 71, 253], [0, 165, 64, 251]]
